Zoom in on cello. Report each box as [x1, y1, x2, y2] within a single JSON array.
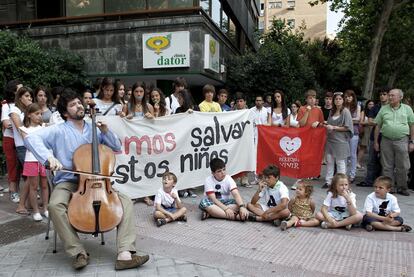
[[67, 104, 123, 236]]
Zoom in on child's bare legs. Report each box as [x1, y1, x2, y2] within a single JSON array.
[[40, 177, 49, 213], [282, 215, 299, 229], [154, 207, 187, 223], [205, 204, 239, 220], [298, 218, 320, 227], [316, 211, 363, 228], [27, 176, 39, 213], [16, 180, 30, 213], [370, 220, 403, 231], [248, 203, 289, 222]]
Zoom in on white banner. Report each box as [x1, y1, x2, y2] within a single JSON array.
[[142, 31, 190, 68], [100, 111, 256, 198]]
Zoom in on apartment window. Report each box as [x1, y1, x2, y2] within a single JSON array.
[[200, 0, 210, 14], [269, 1, 282, 9], [221, 9, 229, 34], [211, 0, 221, 27], [287, 19, 295, 28], [287, 1, 295, 9], [260, 2, 265, 15]]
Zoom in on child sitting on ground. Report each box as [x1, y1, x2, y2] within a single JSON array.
[[316, 173, 363, 230], [280, 180, 320, 230], [199, 158, 249, 221], [362, 176, 411, 232], [246, 165, 290, 225], [153, 172, 187, 227]]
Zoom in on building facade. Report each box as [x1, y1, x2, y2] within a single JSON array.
[[258, 0, 326, 39], [0, 0, 259, 94]]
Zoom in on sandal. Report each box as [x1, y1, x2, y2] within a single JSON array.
[[401, 225, 412, 232], [294, 219, 302, 228], [178, 215, 187, 222], [16, 209, 30, 215], [201, 211, 210, 221], [156, 218, 167, 227]]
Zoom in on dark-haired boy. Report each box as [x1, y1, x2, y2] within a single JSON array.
[[199, 158, 249, 221], [362, 176, 411, 232], [247, 165, 290, 224]]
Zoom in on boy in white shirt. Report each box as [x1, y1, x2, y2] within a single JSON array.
[[363, 176, 411, 232], [247, 165, 290, 224], [199, 158, 249, 221], [153, 172, 187, 227]]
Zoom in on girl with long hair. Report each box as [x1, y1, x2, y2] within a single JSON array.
[[344, 90, 361, 182], [267, 89, 290, 126]]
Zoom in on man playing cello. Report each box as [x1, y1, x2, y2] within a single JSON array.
[[24, 88, 149, 270]]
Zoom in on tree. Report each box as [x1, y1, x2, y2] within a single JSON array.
[[0, 30, 86, 95], [227, 20, 315, 103], [310, 0, 412, 99]]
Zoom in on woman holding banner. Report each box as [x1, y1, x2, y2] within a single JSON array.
[[323, 92, 353, 189], [268, 90, 290, 127]]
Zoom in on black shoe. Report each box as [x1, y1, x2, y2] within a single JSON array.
[[156, 218, 167, 227], [397, 189, 410, 196], [356, 182, 371, 187], [247, 213, 257, 222], [321, 183, 329, 189]]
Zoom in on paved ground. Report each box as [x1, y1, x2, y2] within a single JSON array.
[[0, 166, 413, 277]]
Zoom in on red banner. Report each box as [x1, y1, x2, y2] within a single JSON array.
[[257, 126, 327, 178]]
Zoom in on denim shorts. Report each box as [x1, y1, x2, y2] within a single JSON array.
[[362, 214, 404, 226]]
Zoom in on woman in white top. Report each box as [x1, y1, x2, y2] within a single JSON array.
[[94, 77, 123, 116], [9, 87, 33, 167], [268, 89, 290, 126], [286, 100, 301, 128]]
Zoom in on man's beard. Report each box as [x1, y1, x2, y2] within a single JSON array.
[[68, 108, 85, 120]]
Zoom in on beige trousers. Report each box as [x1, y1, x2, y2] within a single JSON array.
[[48, 182, 137, 257]]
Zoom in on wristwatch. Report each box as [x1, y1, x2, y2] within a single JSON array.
[[239, 204, 245, 208]]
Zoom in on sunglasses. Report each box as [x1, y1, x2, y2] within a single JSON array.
[[333, 92, 343, 96]]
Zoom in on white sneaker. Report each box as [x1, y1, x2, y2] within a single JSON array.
[[321, 221, 329, 229], [10, 192, 20, 203], [345, 224, 352, 231], [0, 185, 4, 191], [3, 187, 9, 193], [33, 213, 43, 221], [43, 211, 49, 218]]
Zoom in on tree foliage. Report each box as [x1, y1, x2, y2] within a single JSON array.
[[0, 30, 87, 96], [227, 20, 316, 103]]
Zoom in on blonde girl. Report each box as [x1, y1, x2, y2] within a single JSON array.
[[19, 103, 49, 221], [280, 180, 320, 230], [316, 173, 363, 230]]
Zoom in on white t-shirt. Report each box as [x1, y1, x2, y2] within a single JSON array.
[[1, 103, 14, 138], [268, 108, 291, 126], [165, 94, 180, 115], [19, 125, 43, 162], [323, 191, 357, 213], [364, 192, 400, 215], [204, 175, 237, 200], [259, 180, 289, 209], [154, 187, 180, 210], [9, 105, 25, 147], [94, 99, 122, 116], [250, 106, 269, 142]]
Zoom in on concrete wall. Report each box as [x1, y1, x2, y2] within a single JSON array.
[[15, 14, 238, 83]]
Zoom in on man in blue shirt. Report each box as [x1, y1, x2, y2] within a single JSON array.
[[25, 89, 149, 271]]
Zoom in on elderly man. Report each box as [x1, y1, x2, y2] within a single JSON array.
[[374, 88, 414, 196]]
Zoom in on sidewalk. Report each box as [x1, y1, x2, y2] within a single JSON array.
[[0, 166, 413, 277]]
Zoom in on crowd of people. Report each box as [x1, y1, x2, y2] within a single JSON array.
[[1, 76, 414, 270]]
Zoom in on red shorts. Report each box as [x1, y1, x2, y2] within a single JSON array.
[[23, 162, 46, 177]]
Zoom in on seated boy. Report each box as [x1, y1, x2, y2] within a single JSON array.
[[199, 158, 249, 221], [363, 176, 411, 232], [153, 172, 187, 227], [247, 165, 290, 224]]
